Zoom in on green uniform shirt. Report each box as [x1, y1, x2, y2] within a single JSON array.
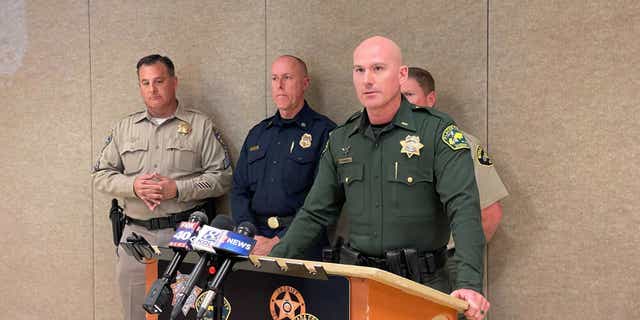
[[271, 98, 485, 292]]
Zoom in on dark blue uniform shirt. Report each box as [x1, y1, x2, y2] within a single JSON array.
[[231, 102, 336, 239]]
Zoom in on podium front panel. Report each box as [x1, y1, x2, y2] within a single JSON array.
[[153, 258, 350, 320]]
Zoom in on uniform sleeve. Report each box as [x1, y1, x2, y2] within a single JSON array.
[[270, 138, 344, 258], [175, 119, 233, 201], [230, 133, 257, 226], [469, 139, 509, 209], [92, 127, 137, 198], [433, 122, 485, 293]]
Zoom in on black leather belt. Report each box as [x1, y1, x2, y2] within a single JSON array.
[[341, 245, 448, 277], [255, 215, 294, 229], [126, 205, 203, 231]]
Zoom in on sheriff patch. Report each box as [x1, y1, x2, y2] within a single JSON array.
[[441, 125, 469, 150], [476, 145, 493, 166]]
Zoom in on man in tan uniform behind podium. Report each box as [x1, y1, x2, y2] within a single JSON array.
[[401, 66, 509, 292], [93, 54, 232, 320]]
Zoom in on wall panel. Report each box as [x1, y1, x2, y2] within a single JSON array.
[[266, 0, 487, 138], [89, 1, 265, 318], [0, 0, 93, 318], [489, 2, 640, 318]]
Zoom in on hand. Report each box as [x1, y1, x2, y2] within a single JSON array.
[[252, 236, 280, 256], [153, 174, 178, 200], [451, 289, 490, 320], [133, 173, 163, 210]]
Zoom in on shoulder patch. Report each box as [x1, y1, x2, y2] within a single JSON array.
[[212, 127, 232, 169], [476, 145, 493, 166], [93, 131, 113, 172], [441, 125, 470, 150]]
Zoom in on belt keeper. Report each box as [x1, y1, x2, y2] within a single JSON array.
[[425, 252, 436, 273]]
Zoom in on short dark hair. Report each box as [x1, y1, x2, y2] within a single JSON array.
[[408, 67, 435, 94], [279, 55, 308, 76], [136, 54, 175, 77]]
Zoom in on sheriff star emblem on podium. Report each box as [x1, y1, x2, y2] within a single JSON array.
[[400, 135, 424, 158], [270, 285, 306, 320]]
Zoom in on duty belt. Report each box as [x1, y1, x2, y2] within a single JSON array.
[[126, 205, 204, 231], [340, 245, 448, 283], [255, 215, 294, 229]]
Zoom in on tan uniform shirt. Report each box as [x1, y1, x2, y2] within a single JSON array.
[[93, 105, 233, 219], [448, 131, 508, 248]]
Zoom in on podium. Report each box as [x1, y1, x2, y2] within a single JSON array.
[[145, 252, 468, 320]]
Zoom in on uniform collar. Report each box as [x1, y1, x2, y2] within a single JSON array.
[[134, 100, 187, 123], [267, 100, 315, 129], [349, 96, 416, 137]]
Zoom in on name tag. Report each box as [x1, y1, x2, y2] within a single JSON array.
[[337, 157, 353, 164], [249, 145, 260, 152]]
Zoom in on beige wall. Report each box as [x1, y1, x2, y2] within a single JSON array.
[[0, 1, 637, 319]]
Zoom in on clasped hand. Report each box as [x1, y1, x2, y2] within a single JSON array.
[[133, 173, 177, 211]]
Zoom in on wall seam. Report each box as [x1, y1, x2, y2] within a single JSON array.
[[485, 0, 491, 306], [88, 1, 95, 319], [264, 0, 268, 117]]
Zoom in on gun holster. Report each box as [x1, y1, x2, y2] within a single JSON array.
[[385, 249, 407, 278], [109, 199, 126, 247], [322, 236, 344, 263], [339, 244, 361, 265]]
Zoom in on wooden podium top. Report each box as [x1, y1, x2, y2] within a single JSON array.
[[243, 255, 469, 312]]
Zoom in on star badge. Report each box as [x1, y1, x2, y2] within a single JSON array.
[[400, 135, 424, 158], [177, 121, 192, 135]]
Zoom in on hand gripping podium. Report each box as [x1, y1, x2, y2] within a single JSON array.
[[145, 252, 468, 320]]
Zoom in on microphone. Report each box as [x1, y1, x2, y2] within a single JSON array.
[[169, 215, 236, 320], [195, 221, 257, 319], [142, 211, 208, 314]]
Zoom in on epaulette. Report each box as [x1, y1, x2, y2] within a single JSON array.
[[334, 109, 362, 130], [411, 105, 454, 123], [183, 107, 203, 114], [259, 113, 277, 126], [127, 110, 145, 117]]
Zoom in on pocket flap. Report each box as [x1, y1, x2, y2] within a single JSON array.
[[166, 138, 195, 152], [247, 147, 267, 164], [120, 140, 148, 154], [339, 163, 364, 185], [389, 165, 433, 185]]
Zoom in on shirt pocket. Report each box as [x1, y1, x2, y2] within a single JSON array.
[[387, 163, 436, 218], [166, 138, 197, 172], [119, 139, 148, 175], [338, 162, 365, 217], [285, 152, 316, 194], [246, 147, 267, 187]]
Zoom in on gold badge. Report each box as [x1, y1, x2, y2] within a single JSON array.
[[299, 133, 312, 149], [270, 285, 306, 320], [400, 135, 424, 158], [177, 121, 192, 135], [267, 217, 280, 229]]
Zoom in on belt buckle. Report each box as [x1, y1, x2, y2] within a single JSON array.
[[267, 216, 280, 229]]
